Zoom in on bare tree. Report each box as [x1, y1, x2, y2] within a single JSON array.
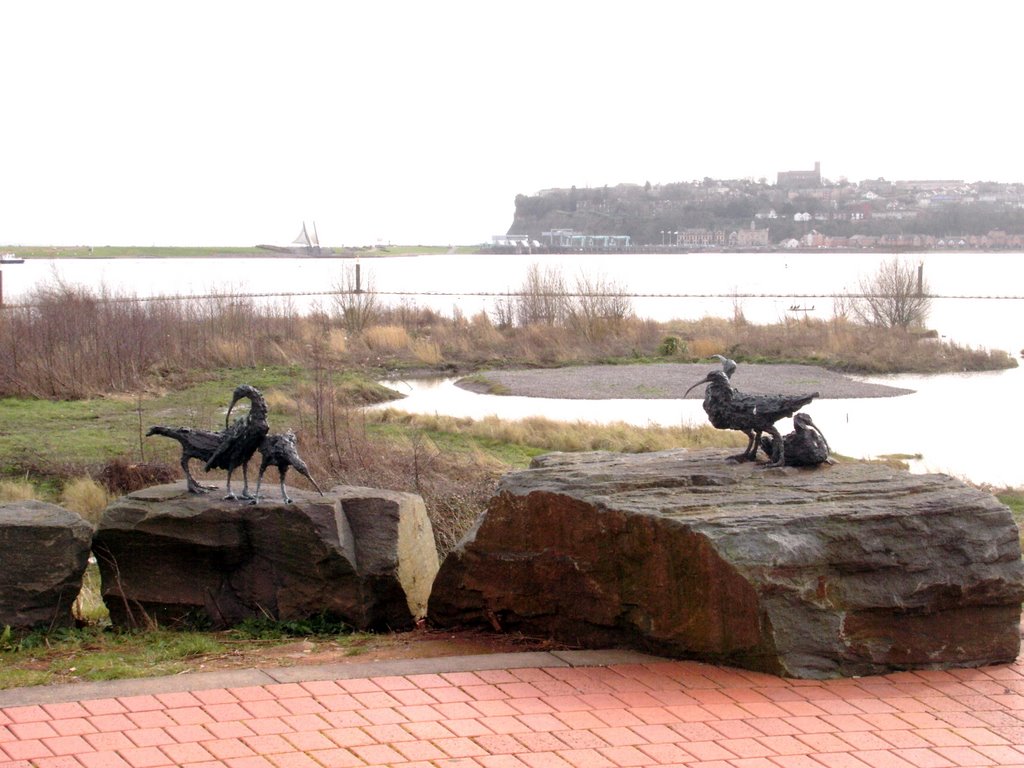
[[567, 272, 634, 341], [850, 257, 931, 330], [514, 263, 569, 327], [331, 264, 378, 333]]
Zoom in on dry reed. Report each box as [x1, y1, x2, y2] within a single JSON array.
[[0, 480, 37, 502], [60, 477, 110, 526]]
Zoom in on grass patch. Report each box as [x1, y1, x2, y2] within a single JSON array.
[[0, 627, 226, 688], [996, 490, 1024, 545], [0, 618, 376, 689]]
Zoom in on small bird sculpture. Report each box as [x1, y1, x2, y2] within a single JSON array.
[[203, 384, 270, 500], [759, 412, 833, 467], [145, 425, 223, 494], [684, 365, 818, 467], [711, 353, 737, 379], [251, 430, 324, 504]]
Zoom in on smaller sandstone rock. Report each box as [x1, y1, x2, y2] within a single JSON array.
[[331, 486, 440, 630], [94, 482, 439, 632], [0, 501, 93, 630]]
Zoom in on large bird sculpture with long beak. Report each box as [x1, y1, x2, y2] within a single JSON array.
[[204, 384, 270, 500], [684, 363, 818, 467], [759, 412, 833, 467], [251, 430, 324, 504]]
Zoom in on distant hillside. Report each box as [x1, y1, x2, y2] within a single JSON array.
[[506, 178, 1024, 248]]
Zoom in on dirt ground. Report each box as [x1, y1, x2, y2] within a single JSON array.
[[177, 626, 569, 676]]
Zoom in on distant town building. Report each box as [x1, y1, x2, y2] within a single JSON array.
[[541, 229, 630, 249], [732, 222, 770, 247], [677, 228, 726, 247], [777, 161, 822, 189], [492, 234, 535, 247]]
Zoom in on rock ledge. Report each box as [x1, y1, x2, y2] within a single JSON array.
[[429, 449, 1024, 678]]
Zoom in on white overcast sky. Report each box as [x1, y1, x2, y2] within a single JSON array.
[[1, 1, 1020, 247]]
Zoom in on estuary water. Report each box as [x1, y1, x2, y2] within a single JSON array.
[[3, 249, 1022, 353], [3, 251, 1022, 486]]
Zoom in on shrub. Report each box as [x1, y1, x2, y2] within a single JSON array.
[[98, 459, 177, 495], [658, 336, 686, 357], [0, 480, 37, 502], [61, 478, 110, 526]]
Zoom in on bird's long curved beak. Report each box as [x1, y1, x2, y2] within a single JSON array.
[[225, 393, 241, 429], [300, 467, 324, 495], [683, 374, 711, 398]]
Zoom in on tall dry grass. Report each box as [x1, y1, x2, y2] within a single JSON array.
[[60, 477, 110, 526], [1, 276, 1014, 402], [0, 480, 37, 502]]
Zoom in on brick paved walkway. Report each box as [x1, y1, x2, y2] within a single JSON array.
[[2, 650, 1024, 768]]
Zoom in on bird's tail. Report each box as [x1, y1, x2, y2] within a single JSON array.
[[146, 425, 185, 441], [797, 392, 820, 410]]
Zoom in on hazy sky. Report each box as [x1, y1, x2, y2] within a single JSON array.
[[2, 1, 1020, 247]]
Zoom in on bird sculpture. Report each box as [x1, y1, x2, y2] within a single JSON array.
[[251, 430, 324, 504], [203, 384, 270, 500], [684, 364, 818, 467], [145, 425, 223, 494], [759, 412, 833, 467]]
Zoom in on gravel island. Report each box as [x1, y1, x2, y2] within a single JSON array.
[[457, 363, 913, 400]]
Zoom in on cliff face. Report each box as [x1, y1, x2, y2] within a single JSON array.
[[429, 449, 1024, 679], [507, 180, 1024, 245]]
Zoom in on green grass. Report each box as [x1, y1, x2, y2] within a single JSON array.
[[0, 620, 376, 689], [997, 490, 1024, 527], [0, 628, 225, 688], [0, 366, 391, 484]]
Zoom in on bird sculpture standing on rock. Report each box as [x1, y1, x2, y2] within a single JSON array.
[[759, 412, 833, 467], [145, 425, 223, 494], [684, 360, 818, 468], [203, 384, 270, 500], [251, 431, 324, 504]]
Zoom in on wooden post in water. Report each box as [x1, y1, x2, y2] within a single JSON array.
[[917, 262, 924, 296], [355, 259, 362, 294]]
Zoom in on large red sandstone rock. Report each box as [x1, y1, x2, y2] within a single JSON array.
[[429, 449, 1024, 678]]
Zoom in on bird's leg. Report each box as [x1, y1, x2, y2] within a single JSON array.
[[238, 462, 254, 501], [249, 468, 265, 505], [223, 469, 237, 501], [184, 458, 216, 493], [729, 430, 756, 461], [765, 426, 786, 468], [279, 468, 292, 504], [751, 430, 764, 461]]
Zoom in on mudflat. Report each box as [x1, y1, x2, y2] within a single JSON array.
[[458, 363, 913, 400]]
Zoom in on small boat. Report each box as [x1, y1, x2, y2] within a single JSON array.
[[0, 253, 24, 264]]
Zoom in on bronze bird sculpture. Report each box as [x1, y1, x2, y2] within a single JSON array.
[[204, 384, 270, 500], [145, 425, 223, 494], [684, 367, 818, 467], [251, 430, 324, 504], [759, 412, 833, 467]]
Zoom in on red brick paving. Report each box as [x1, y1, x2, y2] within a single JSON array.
[[2, 657, 1024, 768]]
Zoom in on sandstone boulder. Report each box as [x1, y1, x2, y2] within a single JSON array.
[[93, 482, 438, 631], [0, 501, 93, 630], [429, 449, 1024, 678]]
